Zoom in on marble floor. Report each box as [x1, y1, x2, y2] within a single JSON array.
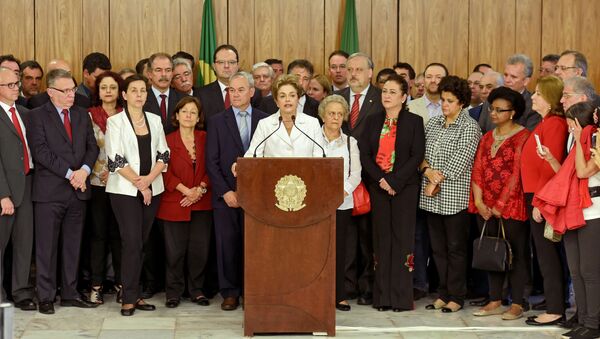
[[8, 294, 571, 339]]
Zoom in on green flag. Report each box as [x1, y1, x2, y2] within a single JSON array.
[[340, 0, 359, 54], [197, 0, 217, 85]]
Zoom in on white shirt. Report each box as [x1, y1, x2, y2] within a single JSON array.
[[151, 86, 169, 113], [0, 101, 33, 169], [297, 95, 306, 114], [217, 80, 228, 102], [244, 112, 322, 158], [349, 85, 370, 110], [320, 128, 361, 210]]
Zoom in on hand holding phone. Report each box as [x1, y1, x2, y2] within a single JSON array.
[[534, 134, 546, 155]]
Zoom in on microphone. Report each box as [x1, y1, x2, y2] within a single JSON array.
[[291, 115, 326, 157], [253, 116, 283, 157]]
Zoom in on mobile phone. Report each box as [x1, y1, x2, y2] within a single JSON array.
[[593, 133, 597, 147], [534, 134, 546, 155]]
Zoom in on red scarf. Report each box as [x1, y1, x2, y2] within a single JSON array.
[[532, 125, 595, 234], [89, 105, 122, 133]]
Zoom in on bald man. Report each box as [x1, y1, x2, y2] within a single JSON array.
[[27, 59, 90, 109]]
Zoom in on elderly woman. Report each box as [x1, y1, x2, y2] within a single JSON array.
[[470, 87, 530, 320], [307, 74, 332, 102], [105, 74, 170, 316], [361, 74, 425, 311], [420, 75, 481, 313], [88, 71, 124, 304], [317, 94, 361, 311], [156, 96, 212, 308], [520, 75, 568, 326], [244, 74, 322, 157]]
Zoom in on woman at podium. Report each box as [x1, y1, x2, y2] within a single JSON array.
[[359, 74, 425, 312], [317, 94, 362, 311], [244, 74, 323, 158]]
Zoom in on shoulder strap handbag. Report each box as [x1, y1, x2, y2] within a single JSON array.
[[472, 219, 513, 272], [347, 135, 371, 216]]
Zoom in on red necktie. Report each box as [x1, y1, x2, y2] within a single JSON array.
[[62, 109, 72, 142], [224, 88, 231, 109], [159, 94, 167, 122], [9, 107, 30, 174], [350, 93, 361, 128]]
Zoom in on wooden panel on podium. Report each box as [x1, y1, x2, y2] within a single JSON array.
[[237, 157, 343, 337]]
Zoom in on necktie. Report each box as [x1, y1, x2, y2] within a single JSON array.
[[239, 111, 250, 151], [9, 107, 30, 174], [350, 93, 361, 128], [62, 109, 73, 142], [159, 94, 167, 122], [224, 88, 231, 109]]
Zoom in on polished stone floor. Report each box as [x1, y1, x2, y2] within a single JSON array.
[[9, 294, 571, 338]]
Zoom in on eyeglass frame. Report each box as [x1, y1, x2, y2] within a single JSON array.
[[555, 65, 578, 72], [0, 81, 21, 89], [49, 86, 78, 95], [488, 106, 514, 114]]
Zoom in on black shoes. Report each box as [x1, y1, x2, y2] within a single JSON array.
[[165, 299, 180, 308], [413, 288, 427, 301], [135, 300, 156, 311], [192, 295, 210, 306], [121, 306, 135, 316], [357, 294, 373, 305], [14, 299, 37, 311], [560, 312, 579, 329], [526, 315, 565, 326], [38, 301, 55, 315], [336, 302, 351, 311], [60, 297, 99, 308]]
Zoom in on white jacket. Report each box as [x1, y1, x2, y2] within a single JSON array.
[[244, 111, 323, 158], [104, 111, 169, 196]]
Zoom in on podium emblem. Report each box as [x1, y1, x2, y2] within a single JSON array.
[[274, 175, 307, 211]]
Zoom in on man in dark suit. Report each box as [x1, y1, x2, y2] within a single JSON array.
[[172, 57, 200, 99], [0, 68, 36, 311], [206, 72, 268, 311], [197, 44, 240, 123], [76, 52, 111, 98], [335, 52, 384, 306], [27, 59, 91, 109], [143, 53, 185, 135], [258, 59, 320, 119], [0, 55, 29, 107], [27, 69, 99, 314]]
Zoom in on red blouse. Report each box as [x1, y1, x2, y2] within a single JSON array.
[[469, 128, 530, 221], [376, 117, 397, 173], [157, 130, 212, 222], [520, 115, 568, 193]]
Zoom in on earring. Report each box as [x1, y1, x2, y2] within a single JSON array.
[[510, 115, 513, 120]]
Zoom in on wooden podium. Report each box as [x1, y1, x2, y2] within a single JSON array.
[[237, 157, 343, 337]]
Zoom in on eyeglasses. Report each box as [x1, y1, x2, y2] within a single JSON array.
[[49, 86, 77, 95], [555, 65, 578, 72], [325, 111, 344, 118], [562, 92, 583, 98], [214, 60, 238, 66], [0, 81, 20, 89], [488, 106, 513, 114]]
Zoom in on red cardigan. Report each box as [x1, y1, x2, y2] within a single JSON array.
[[520, 115, 568, 194], [157, 130, 211, 222]]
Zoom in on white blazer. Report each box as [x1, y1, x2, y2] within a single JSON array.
[[104, 111, 169, 196], [244, 111, 323, 157]]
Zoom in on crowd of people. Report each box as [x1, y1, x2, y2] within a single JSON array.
[[0, 45, 599, 338]]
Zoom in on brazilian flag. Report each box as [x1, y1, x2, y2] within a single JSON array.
[[197, 0, 217, 85], [340, 0, 359, 54]]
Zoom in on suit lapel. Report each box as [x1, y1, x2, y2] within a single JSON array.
[[224, 109, 245, 152], [356, 86, 376, 127], [174, 131, 193, 168], [47, 103, 72, 143], [0, 107, 19, 138]]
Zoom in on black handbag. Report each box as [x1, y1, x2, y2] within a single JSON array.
[[472, 219, 513, 272]]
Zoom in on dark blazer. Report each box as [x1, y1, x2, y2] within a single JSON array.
[[143, 87, 184, 135], [360, 110, 425, 192], [257, 94, 320, 120], [157, 129, 211, 222], [335, 85, 384, 142], [469, 103, 484, 122], [0, 105, 30, 206], [27, 91, 91, 110], [197, 81, 227, 123], [27, 101, 99, 202], [205, 107, 268, 209]]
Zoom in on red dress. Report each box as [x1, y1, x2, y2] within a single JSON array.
[[376, 117, 397, 173], [469, 128, 530, 221], [520, 115, 568, 194]]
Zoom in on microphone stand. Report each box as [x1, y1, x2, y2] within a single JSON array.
[[291, 115, 326, 157]]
